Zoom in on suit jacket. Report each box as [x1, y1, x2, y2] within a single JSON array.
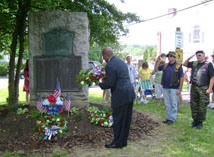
[[99, 56, 135, 109]]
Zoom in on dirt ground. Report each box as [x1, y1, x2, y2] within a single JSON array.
[[0, 103, 159, 155]]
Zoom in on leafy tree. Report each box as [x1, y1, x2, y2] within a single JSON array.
[[143, 47, 157, 62], [0, 0, 140, 105]]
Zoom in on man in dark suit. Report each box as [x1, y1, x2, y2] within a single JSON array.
[[99, 47, 135, 148]]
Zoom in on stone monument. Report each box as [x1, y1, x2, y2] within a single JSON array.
[[29, 11, 89, 108]]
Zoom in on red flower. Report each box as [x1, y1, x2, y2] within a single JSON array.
[[60, 125, 63, 127], [96, 74, 101, 79], [59, 120, 63, 123], [47, 94, 56, 103], [88, 113, 91, 117], [99, 119, 104, 123], [107, 114, 110, 117], [83, 77, 86, 81], [58, 108, 63, 112], [38, 124, 41, 128], [94, 115, 97, 118], [40, 128, 43, 133], [46, 108, 49, 112], [90, 76, 94, 80], [43, 121, 46, 124], [48, 116, 52, 120]]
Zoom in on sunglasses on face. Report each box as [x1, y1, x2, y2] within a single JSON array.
[[168, 55, 174, 58], [196, 54, 203, 57]]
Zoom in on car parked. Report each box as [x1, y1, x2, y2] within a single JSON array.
[[88, 61, 102, 69], [6, 69, 24, 79]]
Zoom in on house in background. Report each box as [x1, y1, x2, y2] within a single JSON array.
[[157, 1, 214, 62]]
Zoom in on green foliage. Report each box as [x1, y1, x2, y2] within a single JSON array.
[[69, 107, 79, 115], [31, 109, 41, 118], [89, 43, 122, 62], [0, 0, 140, 58], [0, 63, 8, 76], [143, 47, 157, 62], [121, 45, 157, 62], [16, 107, 28, 115]]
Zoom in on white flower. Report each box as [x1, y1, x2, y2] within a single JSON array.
[[104, 121, 108, 126], [56, 118, 60, 122], [43, 99, 50, 105], [56, 97, 63, 105], [108, 123, 112, 127], [81, 81, 84, 85]]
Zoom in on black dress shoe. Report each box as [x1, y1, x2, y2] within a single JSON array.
[[105, 144, 122, 148], [162, 119, 169, 123], [190, 121, 197, 128], [167, 120, 174, 124]]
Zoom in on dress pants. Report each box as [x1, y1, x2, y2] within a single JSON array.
[[112, 102, 133, 147]]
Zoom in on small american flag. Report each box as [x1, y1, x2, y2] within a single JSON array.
[[54, 79, 61, 98], [64, 94, 71, 111], [36, 96, 43, 112]]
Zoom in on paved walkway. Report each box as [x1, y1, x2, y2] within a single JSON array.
[[0, 77, 24, 89]]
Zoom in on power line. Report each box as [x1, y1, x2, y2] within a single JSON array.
[[125, 0, 213, 27]]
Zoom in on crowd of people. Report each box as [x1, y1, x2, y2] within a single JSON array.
[[99, 47, 214, 149], [23, 47, 214, 149]]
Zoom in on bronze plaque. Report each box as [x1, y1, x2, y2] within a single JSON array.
[[34, 56, 81, 91], [43, 29, 73, 56]]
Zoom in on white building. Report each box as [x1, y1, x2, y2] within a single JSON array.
[[157, 1, 214, 62]]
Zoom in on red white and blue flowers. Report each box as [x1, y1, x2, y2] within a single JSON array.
[[35, 80, 68, 140], [42, 94, 63, 115]]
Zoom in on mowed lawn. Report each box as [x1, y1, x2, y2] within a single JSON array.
[[0, 88, 214, 156]]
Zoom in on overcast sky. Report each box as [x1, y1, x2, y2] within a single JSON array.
[[107, 0, 204, 45]]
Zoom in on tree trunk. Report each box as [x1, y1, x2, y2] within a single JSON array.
[[8, 11, 20, 105], [8, 0, 31, 105]]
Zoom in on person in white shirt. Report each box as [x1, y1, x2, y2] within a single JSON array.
[[126, 55, 136, 86]]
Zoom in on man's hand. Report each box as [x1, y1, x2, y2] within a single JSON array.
[[156, 55, 161, 62], [206, 88, 212, 94], [176, 89, 181, 95]]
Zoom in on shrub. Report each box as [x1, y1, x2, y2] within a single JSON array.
[[0, 63, 8, 76]]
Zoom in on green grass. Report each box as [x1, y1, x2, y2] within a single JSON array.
[[88, 91, 105, 104], [88, 91, 214, 156], [1, 88, 214, 156], [0, 87, 26, 105]]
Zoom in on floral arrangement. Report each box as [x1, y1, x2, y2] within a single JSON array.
[[37, 94, 63, 115], [86, 106, 113, 127], [76, 65, 106, 86], [36, 115, 67, 140], [35, 79, 70, 140]]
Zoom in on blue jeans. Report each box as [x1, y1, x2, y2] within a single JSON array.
[[162, 88, 179, 121]]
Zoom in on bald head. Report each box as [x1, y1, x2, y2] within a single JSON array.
[[102, 47, 114, 62], [102, 47, 113, 56]]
